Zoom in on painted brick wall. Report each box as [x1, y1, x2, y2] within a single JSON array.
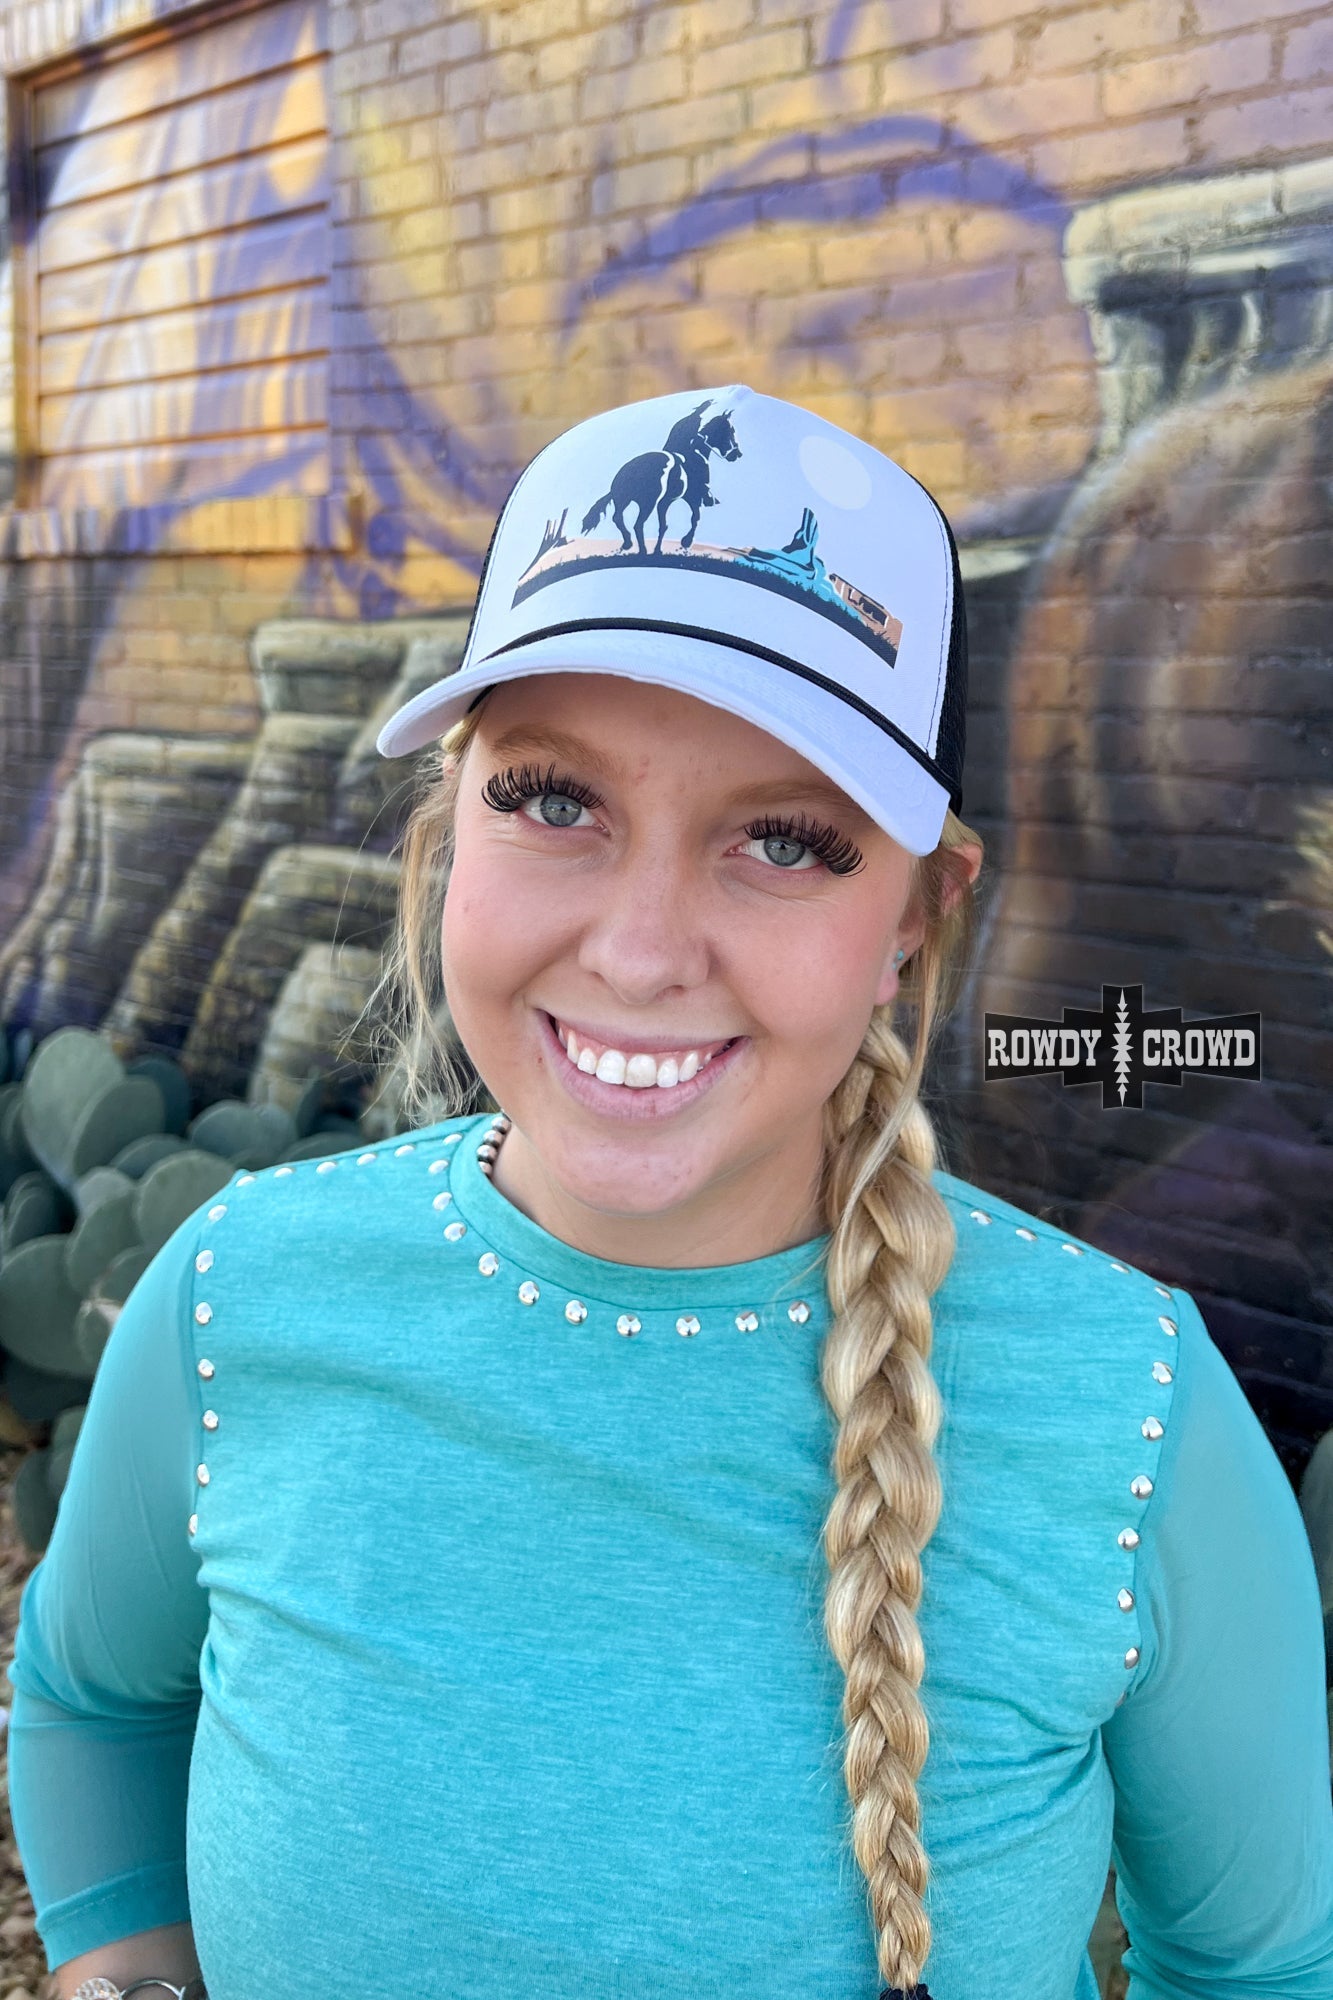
[[0, 0, 1328, 1467]]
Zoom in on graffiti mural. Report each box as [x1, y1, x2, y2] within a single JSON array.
[[0, 0, 1328, 1484]]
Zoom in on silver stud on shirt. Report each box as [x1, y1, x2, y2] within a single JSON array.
[[1015, 1226, 1036, 1241], [443, 1220, 467, 1241], [1154, 1284, 1172, 1299], [316, 1160, 337, 1174], [1118, 1527, 1141, 1550], [208, 1204, 227, 1222], [197, 1359, 215, 1380], [274, 1165, 294, 1178], [236, 1173, 256, 1188], [1151, 1361, 1174, 1384], [394, 1143, 416, 1156], [196, 1464, 210, 1486], [478, 1252, 499, 1277], [432, 1191, 453, 1210], [676, 1314, 700, 1338], [788, 1300, 811, 1324], [564, 1300, 588, 1323], [429, 1159, 450, 1175], [1130, 1475, 1154, 1500], [444, 1133, 463, 1146], [194, 1303, 213, 1326], [195, 1250, 214, 1274], [1110, 1261, 1129, 1273], [188, 1512, 198, 1536], [969, 1209, 991, 1225], [735, 1311, 759, 1332], [1117, 1587, 1135, 1612], [1158, 1316, 1178, 1337], [1124, 1647, 1141, 1669], [617, 1314, 641, 1338], [358, 1153, 377, 1166], [202, 1410, 219, 1431], [1061, 1242, 1084, 1256], [1141, 1416, 1165, 1441], [518, 1281, 540, 1306]]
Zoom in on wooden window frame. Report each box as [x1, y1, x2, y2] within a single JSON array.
[[2, 0, 351, 558]]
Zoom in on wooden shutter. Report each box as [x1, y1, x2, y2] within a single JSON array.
[[26, 0, 331, 512]]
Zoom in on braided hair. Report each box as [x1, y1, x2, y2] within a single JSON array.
[[377, 717, 983, 1994]]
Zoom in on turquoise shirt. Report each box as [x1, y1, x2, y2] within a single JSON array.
[[8, 1113, 1333, 1998]]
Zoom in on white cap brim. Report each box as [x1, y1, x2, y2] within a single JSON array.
[[375, 626, 950, 857]]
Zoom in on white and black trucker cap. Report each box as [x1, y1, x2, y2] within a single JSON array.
[[376, 383, 968, 856]]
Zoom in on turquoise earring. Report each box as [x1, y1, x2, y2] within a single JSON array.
[[895, 949, 905, 963]]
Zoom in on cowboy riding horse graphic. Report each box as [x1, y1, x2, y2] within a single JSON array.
[[580, 399, 742, 555]]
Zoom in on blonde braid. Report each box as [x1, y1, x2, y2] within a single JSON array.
[[379, 726, 982, 1985], [819, 826, 980, 1994]]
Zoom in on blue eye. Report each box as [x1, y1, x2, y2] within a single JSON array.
[[534, 793, 586, 827], [753, 832, 818, 870], [742, 814, 864, 876]]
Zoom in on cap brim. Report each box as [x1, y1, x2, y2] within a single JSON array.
[[375, 627, 949, 856]]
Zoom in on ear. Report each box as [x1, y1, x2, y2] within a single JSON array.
[[873, 931, 923, 1009]]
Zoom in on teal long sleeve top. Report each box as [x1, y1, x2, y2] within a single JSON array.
[[8, 1113, 1333, 1999]]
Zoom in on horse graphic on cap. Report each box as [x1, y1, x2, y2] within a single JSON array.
[[580, 398, 741, 556]]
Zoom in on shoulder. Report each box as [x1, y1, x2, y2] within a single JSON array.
[[187, 1112, 487, 1253]]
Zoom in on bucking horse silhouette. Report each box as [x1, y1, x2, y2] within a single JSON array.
[[580, 400, 742, 555]]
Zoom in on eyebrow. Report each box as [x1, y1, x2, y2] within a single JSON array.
[[484, 725, 871, 826]]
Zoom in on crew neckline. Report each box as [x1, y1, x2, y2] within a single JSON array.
[[441, 1113, 831, 1314]]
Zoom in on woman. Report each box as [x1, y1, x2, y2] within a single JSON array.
[[8, 386, 1333, 2000]]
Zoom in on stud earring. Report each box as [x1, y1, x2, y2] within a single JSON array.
[[895, 948, 905, 963]]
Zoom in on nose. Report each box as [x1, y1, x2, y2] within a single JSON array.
[[575, 841, 712, 1005]]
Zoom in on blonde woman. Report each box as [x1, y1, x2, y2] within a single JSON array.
[[9, 387, 1333, 2000]]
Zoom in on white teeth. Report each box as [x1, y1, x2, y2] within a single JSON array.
[[555, 1019, 730, 1088]]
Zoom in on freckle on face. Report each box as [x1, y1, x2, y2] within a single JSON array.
[[440, 673, 916, 1246]]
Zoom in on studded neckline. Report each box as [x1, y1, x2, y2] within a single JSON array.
[[440, 1112, 830, 1318]]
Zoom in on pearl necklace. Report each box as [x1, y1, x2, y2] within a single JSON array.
[[475, 1111, 512, 1176]]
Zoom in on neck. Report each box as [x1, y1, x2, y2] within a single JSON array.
[[487, 1120, 828, 1268]]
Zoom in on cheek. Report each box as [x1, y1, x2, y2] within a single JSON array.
[[440, 836, 580, 1035], [733, 897, 889, 1074]]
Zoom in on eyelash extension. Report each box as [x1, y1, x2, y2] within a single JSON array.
[[481, 762, 605, 816], [746, 812, 865, 876]]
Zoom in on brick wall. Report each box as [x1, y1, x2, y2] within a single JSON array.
[[0, 0, 1329, 1465]]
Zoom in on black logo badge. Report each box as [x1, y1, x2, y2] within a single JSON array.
[[983, 984, 1261, 1109]]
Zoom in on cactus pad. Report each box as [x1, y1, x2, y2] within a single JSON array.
[[47, 1403, 87, 1501], [127, 1056, 192, 1136], [74, 1166, 136, 1215], [134, 1148, 232, 1256], [19, 1028, 123, 1182], [12, 1448, 57, 1553], [63, 1077, 166, 1188], [2, 1350, 92, 1425], [3, 1170, 71, 1257], [64, 1190, 142, 1295], [112, 1133, 186, 1179], [0, 1235, 90, 1379]]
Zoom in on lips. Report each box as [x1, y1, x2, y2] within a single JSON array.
[[550, 1015, 737, 1090]]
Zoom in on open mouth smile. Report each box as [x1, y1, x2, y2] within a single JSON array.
[[538, 1011, 747, 1116]]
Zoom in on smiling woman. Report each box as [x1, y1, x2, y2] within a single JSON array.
[[8, 387, 1333, 2000]]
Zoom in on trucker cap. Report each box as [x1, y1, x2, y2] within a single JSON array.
[[376, 383, 968, 856]]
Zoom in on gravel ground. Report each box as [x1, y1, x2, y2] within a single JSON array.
[[0, 1437, 1129, 2000]]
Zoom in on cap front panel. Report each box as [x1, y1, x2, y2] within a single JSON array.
[[465, 385, 954, 766]]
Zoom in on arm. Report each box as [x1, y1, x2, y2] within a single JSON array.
[[6, 1211, 212, 1977], [1103, 1288, 1333, 1998], [53, 1923, 201, 2000]]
